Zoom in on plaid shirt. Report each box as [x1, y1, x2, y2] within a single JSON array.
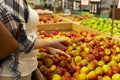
[[0, 0, 36, 79]]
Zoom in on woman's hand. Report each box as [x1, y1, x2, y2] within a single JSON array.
[[49, 39, 68, 49], [46, 47, 69, 60]]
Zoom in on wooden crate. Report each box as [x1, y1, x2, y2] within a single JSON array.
[[36, 22, 120, 80], [38, 15, 72, 30], [37, 21, 108, 36], [38, 22, 72, 31], [38, 20, 120, 40]]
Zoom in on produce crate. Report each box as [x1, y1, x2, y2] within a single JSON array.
[[37, 22, 120, 80], [37, 15, 72, 29], [58, 15, 120, 40], [38, 20, 110, 37], [38, 22, 72, 31]]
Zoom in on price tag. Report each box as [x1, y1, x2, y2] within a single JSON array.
[[90, 0, 100, 2], [118, 0, 120, 8], [81, 0, 90, 6]]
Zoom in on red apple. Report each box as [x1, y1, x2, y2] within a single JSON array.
[[54, 66, 65, 76], [94, 53, 102, 61], [110, 65, 120, 73], [51, 57, 59, 65], [84, 54, 95, 62], [61, 75, 70, 80], [102, 55, 111, 64], [67, 64, 76, 74], [105, 69, 114, 77]]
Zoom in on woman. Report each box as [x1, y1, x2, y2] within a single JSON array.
[[0, 0, 68, 80]]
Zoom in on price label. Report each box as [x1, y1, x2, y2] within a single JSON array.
[[81, 0, 90, 6], [118, 0, 120, 8], [90, 0, 100, 2]]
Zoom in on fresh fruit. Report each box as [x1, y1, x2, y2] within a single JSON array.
[[102, 65, 110, 73], [112, 74, 120, 80], [80, 66, 89, 74], [105, 69, 114, 77], [74, 56, 82, 63], [102, 76, 111, 80], [43, 57, 53, 67], [52, 74, 62, 80], [50, 65, 56, 71], [37, 30, 120, 80], [75, 73, 87, 80], [95, 67, 104, 75], [87, 71, 98, 80], [39, 16, 64, 24]]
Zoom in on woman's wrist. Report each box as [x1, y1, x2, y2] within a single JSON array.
[[33, 39, 53, 49]]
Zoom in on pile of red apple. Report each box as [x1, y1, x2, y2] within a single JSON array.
[[37, 29, 120, 80], [39, 16, 63, 24]]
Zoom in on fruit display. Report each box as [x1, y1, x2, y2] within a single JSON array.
[[39, 16, 64, 24], [37, 29, 120, 80], [61, 14, 94, 22], [80, 17, 120, 36]]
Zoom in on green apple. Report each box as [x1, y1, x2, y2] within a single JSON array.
[[112, 74, 120, 80], [95, 67, 104, 75], [98, 61, 105, 67], [76, 73, 87, 80], [37, 52, 46, 59], [102, 65, 110, 73], [50, 65, 56, 71], [115, 47, 120, 53], [87, 63, 95, 71], [118, 63, 120, 67], [72, 43, 77, 49], [71, 50, 79, 56], [108, 60, 117, 66], [111, 56, 119, 63], [84, 47, 90, 53], [117, 54, 120, 59], [87, 71, 98, 80], [105, 49, 111, 55], [52, 74, 61, 80], [80, 66, 89, 74], [68, 46, 73, 51], [74, 56, 82, 63], [76, 46, 82, 52], [81, 43, 87, 48]]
